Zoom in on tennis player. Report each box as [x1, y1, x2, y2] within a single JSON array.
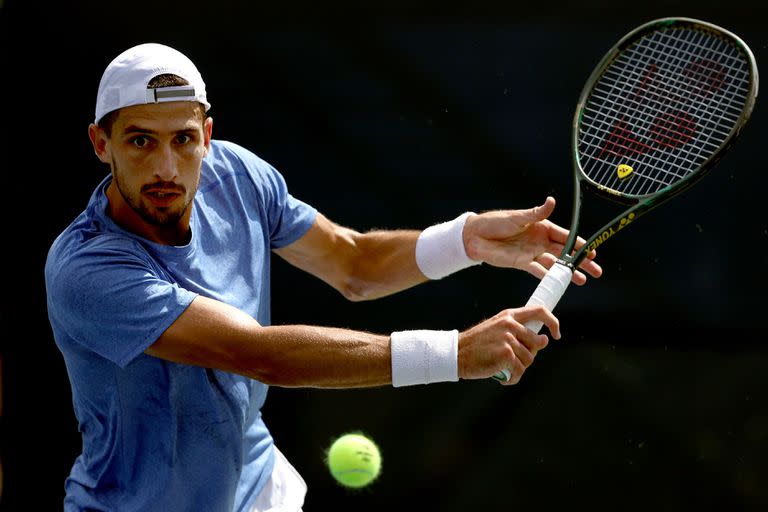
[[44, 43, 602, 511]]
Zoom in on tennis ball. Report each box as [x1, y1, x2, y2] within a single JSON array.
[[326, 433, 382, 488]]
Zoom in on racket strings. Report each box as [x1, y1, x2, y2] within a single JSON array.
[[632, 30, 749, 189], [588, 31, 735, 188], [578, 25, 752, 197]]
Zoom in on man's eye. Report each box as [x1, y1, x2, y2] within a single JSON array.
[[176, 134, 192, 144], [131, 136, 150, 148]]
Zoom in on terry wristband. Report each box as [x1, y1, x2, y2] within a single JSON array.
[[390, 329, 459, 387], [415, 212, 481, 280]]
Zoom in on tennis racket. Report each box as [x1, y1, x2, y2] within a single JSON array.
[[494, 17, 759, 382]]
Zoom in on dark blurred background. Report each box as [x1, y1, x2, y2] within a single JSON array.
[[2, 0, 767, 510]]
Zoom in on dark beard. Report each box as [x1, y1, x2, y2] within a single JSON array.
[[111, 158, 189, 226]]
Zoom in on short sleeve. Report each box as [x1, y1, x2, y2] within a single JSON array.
[[228, 143, 317, 248], [265, 169, 316, 248], [46, 239, 198, 368]]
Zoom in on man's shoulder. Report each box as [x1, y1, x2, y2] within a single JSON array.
[[47, 221, 148, 283], [207, 140, 271, 170], [203, 140, 280, 191], [208, 139, 253, 161]]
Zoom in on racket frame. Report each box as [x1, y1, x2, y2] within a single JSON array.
[[562, 16, 759, 268], [492, 17, 758, 382]]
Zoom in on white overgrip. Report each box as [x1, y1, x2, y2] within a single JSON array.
[[521, 261, 573, 334], [493, 261, 573, 382]]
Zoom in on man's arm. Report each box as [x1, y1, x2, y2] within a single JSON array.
[[274, 197, 602, 301], [272, 213, 428, 301], [145, 294, 559, 388], [145, 295, 391, 388]]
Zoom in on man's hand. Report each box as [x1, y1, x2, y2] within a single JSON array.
[[457, 304, 560, 385], [463, 196, 602, 285]]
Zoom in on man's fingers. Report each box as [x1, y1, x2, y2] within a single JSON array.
[[525, 196, 556, 222], [506, 332, 536, 367], [516, 304, 561, 340], [499, 358, 526, 386]]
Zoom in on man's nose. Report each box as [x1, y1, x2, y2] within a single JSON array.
[[154, 144, 178, 181]]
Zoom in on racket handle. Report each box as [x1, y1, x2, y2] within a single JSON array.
[[492, 261, 573, 382]]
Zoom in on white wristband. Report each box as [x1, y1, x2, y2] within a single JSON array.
[[415, 212, 481, 280], [390, 330, 459, 387]]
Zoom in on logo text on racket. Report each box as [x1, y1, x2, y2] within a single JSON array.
[[587, 213, 636, 252]]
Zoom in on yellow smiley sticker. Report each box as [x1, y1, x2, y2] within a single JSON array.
[[616, 164, 634, 179]]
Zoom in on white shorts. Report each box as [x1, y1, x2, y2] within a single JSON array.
[[249, 446, 308, 512]]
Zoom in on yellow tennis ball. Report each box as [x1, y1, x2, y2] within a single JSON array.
[[326, 433, 382, 488]]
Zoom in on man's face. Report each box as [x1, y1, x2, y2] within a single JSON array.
[[91, 101, 212, 230]]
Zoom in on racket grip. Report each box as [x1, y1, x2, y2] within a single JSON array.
[[492, 262, 573, 382]]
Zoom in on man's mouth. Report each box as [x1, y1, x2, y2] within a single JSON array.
[[144, 188, 183, 207]]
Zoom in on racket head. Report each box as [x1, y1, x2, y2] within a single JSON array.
[[563, 17, 758, 264], [574, 18, 758, 203]]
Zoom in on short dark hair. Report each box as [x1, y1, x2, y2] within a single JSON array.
[[98, 73, 206, 136]]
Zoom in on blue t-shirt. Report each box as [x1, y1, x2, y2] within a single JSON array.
[[45, 140, 317, 511]]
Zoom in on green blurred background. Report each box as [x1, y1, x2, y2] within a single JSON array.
[[2, 0, 767, 510]]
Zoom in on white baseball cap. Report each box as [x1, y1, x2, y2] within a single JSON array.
[[94, 43, 211, 124]]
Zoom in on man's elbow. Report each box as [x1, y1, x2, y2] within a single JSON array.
[[338, 276, 378, 302]]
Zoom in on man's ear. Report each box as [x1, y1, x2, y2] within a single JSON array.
[[203, 116, 213, 156], [88, 123, 111, 164]]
